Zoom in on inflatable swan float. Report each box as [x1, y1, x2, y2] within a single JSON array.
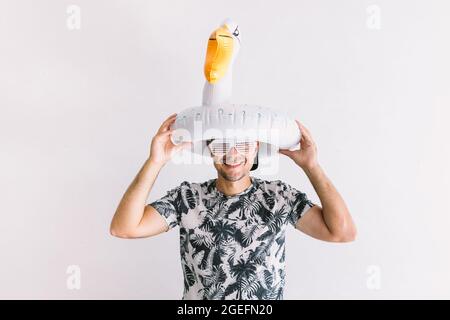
[[170, 19, 301, 161]]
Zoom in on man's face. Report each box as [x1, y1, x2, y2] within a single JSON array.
[[208, 140, 259, 182]]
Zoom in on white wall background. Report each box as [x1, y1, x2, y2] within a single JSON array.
[[0, 0, 449, 299]]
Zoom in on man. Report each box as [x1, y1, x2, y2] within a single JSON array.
[[110, 113, 357, 299]]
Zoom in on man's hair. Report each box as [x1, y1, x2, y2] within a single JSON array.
[[206, 139, 258, 171]]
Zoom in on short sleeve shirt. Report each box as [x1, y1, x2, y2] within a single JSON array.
[[148, 176, 315, 300]]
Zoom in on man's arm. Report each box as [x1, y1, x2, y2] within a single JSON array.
[[279, 121, 357, 243], [297, 164, 356, 242], [110, 113, 191, 239], [110, 158, 167, 238]]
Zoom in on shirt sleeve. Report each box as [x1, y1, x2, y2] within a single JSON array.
[[148, 183, 184, 232], [280, 181, 315, 228]]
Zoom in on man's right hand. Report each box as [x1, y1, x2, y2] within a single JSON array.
[[149, 113, 192, 166]]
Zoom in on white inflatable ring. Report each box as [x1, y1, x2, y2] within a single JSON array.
[[170, 104, 300, 158], [170, 19, 301, 159]]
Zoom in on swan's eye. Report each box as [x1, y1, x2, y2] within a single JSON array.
[[233, 28, 239, 37]]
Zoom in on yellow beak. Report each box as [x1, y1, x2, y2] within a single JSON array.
[[204, 26, 235, 84]]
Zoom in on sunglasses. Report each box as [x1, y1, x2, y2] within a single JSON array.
[[208, 139, 257, 156]]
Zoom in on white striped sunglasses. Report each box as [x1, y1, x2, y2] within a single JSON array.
[[207, 139, 257, 156]]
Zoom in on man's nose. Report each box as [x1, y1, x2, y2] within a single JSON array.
[[227, 147, 239, 156], [224, 147, 241, 162]]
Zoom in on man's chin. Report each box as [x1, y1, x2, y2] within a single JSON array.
[[219, 167, 246, 181], [221, 173, 245, 182]]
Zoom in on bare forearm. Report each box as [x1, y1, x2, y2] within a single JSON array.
[[111, 158, 163, 233], [303, 164, 354, 237]]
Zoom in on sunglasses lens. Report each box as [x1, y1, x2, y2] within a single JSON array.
[[209, 140, 256, 155], [235, 142, 254, 154], [210, 141, 230, 155]]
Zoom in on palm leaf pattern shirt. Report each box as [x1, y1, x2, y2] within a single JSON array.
[[148, 176, 315, 300]]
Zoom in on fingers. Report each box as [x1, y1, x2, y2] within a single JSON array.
[[159, 128, 175, 136], [157, 113, 177, 134], [174, 141, 193, 151], [296, 120, 314, 146], [299, 122, 312, 139], [278, 148, 294, 157], [157, 129, 190, 148], [153, 128, 176, 144]]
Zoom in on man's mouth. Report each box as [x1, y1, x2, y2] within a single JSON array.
[[223, 160, 245, 168], [225, 163, 242, 168]]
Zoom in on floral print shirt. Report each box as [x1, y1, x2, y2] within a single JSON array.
[[148, 176, 315, 300]]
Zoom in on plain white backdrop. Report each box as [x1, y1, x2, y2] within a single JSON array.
[[0, 0, 449, 299]]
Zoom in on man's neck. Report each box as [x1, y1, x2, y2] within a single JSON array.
[[216, 175, 252, 196]]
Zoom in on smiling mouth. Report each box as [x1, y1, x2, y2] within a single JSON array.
[[225, 162, 242, 168], [223, 159, 245, 168]]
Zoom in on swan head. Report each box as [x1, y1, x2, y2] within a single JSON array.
[[204, 19, 241, 84]]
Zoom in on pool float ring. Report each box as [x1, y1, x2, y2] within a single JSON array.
[[170, 19, 301, 164]]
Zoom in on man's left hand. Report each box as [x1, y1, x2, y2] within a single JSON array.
[[279, 120, 319, 171]]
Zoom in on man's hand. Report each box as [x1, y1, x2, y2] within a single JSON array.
[[279, 120, 318, 171], [149, 113, 192, 165]]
